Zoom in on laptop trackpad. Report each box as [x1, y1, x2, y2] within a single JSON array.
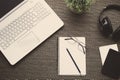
[[17, 32, 39, 53]]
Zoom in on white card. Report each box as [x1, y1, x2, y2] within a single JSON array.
[[58, 37, 86, 76], [99, 44, 118, 65]]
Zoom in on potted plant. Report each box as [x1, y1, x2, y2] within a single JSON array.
[[65, 0, 94, 14]]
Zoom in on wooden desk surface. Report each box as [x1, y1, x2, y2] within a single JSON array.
[[0, 0, 120, 80]]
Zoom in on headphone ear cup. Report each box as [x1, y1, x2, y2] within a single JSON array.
[[100, 16, 113, 37], [112, 26, 120, 41]]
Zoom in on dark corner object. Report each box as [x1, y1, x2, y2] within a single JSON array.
[[101, 49, 120, 79]]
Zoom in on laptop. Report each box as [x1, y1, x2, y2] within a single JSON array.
[[0, 0, 64, 65]]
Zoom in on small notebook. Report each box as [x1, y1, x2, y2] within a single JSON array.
[[99, 44, 118, 65], [58, 37, 86, 76], [101, 49, 120, 79]]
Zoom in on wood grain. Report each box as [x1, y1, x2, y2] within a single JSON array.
[[0, 0, 120, 80]]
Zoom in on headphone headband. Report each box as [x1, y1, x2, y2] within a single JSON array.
[[98, 4, 120, 41], [99, 5, 120, 23], [103, 5, 120, 11]]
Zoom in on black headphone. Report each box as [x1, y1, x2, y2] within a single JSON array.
[[98, 5, 120, 41]]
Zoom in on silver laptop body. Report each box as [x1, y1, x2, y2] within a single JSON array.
[[0, 0, 64, 65]]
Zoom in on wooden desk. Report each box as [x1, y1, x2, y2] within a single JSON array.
[[0, 0, 120, 79]]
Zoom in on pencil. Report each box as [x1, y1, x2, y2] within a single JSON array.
[[66, 48, 81, 74]]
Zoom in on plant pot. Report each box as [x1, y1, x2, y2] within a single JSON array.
[[65, 0, 93, 14]]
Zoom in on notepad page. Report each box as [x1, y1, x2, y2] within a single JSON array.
[[58, 37, 86, 76]]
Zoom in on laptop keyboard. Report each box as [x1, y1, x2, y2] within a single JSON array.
[[0, 2, 51, 50]]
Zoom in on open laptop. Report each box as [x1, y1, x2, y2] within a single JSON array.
[[0, 0, 64, 65]]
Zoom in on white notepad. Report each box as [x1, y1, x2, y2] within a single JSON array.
[[99, 44, 118, 65], [58, 37, 86, 76]]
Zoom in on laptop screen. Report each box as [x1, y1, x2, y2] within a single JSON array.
[[0, 0, 24, 19]]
